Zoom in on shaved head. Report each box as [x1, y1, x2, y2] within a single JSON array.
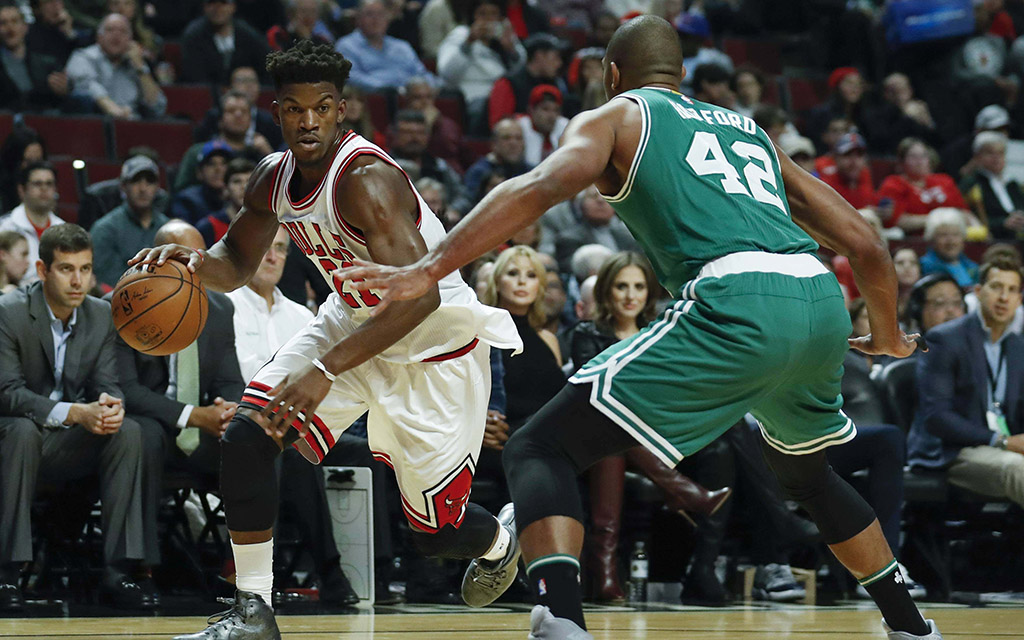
[[604, 15, 683, 96], [155, 220, 206, 251]]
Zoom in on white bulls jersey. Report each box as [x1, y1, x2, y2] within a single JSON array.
[[267, 131, 521, 362]]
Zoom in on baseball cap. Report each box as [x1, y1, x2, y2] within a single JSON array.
[[834, 131, 867, 155], [529, 84, 562, 109], [675, 13, 711, 38], [120, 155, 159, 182], [975, 104, 1010, 131], [198, 139, 234, 166], [779, 134, 816, 159], [524, 33, 568, 58]]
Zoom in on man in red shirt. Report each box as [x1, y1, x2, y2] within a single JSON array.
[[821, 132, 878, 210]]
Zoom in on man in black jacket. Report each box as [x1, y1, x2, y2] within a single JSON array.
[[0, 3, 67, 111], [179, 0, 270, 86], [112, 221, 243, 578], [909, 256, 1024, 507]]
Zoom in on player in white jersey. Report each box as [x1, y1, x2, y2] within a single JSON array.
[[131, 41, 524, 640]]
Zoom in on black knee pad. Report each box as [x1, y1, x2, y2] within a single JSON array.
[[220, 413, 282, 531], [409, 503, 498, 559], [760, 441, 875, 544]]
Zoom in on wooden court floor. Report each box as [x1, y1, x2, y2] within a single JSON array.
[[0, 604, 1020, 639]]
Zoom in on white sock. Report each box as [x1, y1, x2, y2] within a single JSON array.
[[232, 538, 274, 607], [480, 521, 511, 562]]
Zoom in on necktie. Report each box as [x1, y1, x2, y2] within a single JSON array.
[[175, 341, 201, 455]]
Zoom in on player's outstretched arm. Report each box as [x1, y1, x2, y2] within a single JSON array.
[[128, 155, 281, 292], [775, 142, 918, 358], [334, 103, 623, 310]]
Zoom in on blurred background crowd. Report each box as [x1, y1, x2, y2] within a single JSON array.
[[0, 0, 1022, 616]]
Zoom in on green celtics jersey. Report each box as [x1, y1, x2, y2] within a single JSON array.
[[603, 87, 818, 295]]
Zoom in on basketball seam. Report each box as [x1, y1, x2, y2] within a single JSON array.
[[142, 267, 195, 354], [113, 274, 185, 333]]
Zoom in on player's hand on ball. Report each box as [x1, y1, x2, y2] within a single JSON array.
[[848, 331, 924, 358], [261, 367, 332, 439], [332, 258, 435, 317], [128, 243, 205, 273]]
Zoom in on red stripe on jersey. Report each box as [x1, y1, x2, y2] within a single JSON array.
[[330, 147, 426, 246], [268, 154, 286, 215], [286, 131, 355, 210], [422, 338, 479, 362]]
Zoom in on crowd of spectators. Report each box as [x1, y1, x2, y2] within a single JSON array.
[[0, 0, 1022, 613]]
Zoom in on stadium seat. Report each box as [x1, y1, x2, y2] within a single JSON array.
[[783, 76, 829, 114], [761, 76, 780, 105], [0, 111, 13, 142], [435, 94, 464, 132], [365, 91, 392, 134], [162, 41, 182, 80], [722, 38, 783, 75], [163, 84, 216, 124], [57, 203, 78, 223], [870, 157, 898, 187], [22, 114, 110, 160], [51, 159, 81, 205], [460, 137, 491, 168], [113, 119, 194, 164], [83, 160, 125, 184]]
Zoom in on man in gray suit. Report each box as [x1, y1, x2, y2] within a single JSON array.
[[538, 185, 637, 274], [0, 224, 151, 611]]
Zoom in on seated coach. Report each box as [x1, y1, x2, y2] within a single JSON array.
[[0, 224, 150, 610]]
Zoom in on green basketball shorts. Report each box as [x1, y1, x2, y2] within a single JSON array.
[[570, 251, 855, 467]]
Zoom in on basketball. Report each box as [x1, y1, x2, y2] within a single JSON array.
[[111, 260, 208, 356]]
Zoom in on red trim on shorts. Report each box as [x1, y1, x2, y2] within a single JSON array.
[[422, 338, 479, 362], [240, 381, 335, 459]]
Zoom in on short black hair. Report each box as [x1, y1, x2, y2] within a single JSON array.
[[18, 160, 54, 187], [266, 39, 352, 93], [225, 157, 256, 184], [692, 63, 731, 92], [39, 224, 91, 268]]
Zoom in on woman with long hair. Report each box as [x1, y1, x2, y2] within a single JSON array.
[[482, 246, 565, 428], [569, 252, 731, 603]]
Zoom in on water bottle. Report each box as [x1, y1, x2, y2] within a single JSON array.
[[629, 541, 649, 603]]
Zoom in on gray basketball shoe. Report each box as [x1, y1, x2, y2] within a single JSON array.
[[883, 619, 943, 639], [527, 605, 594, 640], [172, 590, 281, 640], [461, 502, 521, 607]]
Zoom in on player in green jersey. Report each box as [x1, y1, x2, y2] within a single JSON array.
[[336, 15, 940, 640]]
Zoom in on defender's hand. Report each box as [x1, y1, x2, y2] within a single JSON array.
[[333, 258, 435, 317], [260, 367, 332, 439], [128, 244, 205, 273], [849, 332, 924, 358]]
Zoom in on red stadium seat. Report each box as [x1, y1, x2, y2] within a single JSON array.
[[761, 76, 780, 105], [85, 160, 127, 184], [257, 88, 275, 111], [435, 96, 464, 132], [58, 203, 79, 224], [0, 112, 13, 143], [784, 76, 829, 113], [164, 84, 215, 124], [113, 119, 195, 165], [162, 41, 183, 80], [22, 114, 109, 160], [871, 157, 898, 188], [364, 92, 391, 134], [51, 159, 81, 205], [723, 38, 782, 75], [461, 137, 491, 167]]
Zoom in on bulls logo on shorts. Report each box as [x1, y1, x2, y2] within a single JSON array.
[[379, 453, 477, 533]]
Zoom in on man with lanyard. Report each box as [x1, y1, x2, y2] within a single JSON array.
[[911, 255, 1024, 509]]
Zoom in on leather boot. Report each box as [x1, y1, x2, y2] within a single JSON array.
[[585, 456, 626, 604], [680, 500, 731, 607], [624, 447, 732, 527]]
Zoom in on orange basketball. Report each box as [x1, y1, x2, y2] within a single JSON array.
[[111, 260, 208, 356]]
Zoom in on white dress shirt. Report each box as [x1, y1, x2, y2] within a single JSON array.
[[44, 304, 78, 427], [227, 285, 314, 381]]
